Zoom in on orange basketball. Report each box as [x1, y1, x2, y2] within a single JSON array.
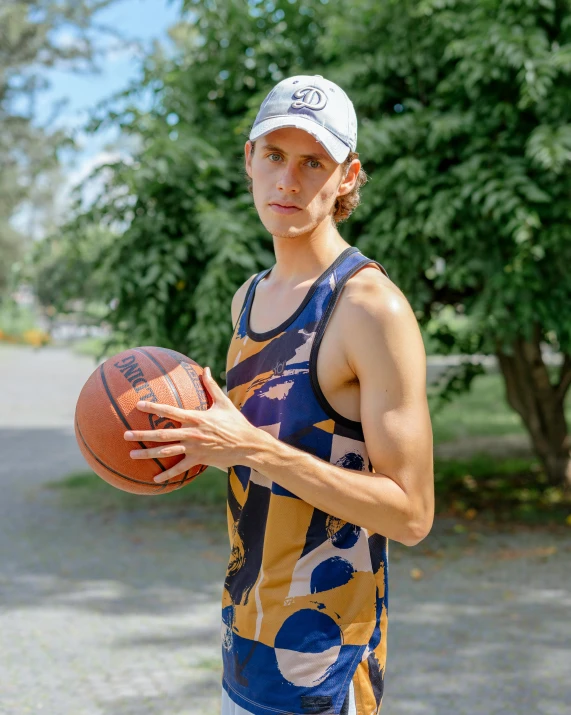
[[74, 346, 212, 495]]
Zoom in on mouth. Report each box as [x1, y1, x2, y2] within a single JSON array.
[[269, 203, 302, 215]]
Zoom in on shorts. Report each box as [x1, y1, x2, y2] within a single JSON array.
[[221, 681, 357, 715]]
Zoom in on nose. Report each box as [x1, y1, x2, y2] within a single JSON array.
[[276, 161, 301, 194]]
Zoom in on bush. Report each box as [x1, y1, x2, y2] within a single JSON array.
[[0, 301, 50, 346], [434, 455, 571, 525]]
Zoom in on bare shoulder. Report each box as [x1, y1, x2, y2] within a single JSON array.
[[342, 264, 416, 325], [231, 274, 257, 327], [339, 264, 427, 387]]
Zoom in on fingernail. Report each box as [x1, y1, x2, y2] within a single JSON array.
[[124, 431, 134, 439], [205, 367, 211, 378], [137, 401, 147, 408]]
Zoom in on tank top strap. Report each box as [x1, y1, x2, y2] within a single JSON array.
[[306, 249, 389, 432], [327, 248, 388, 289], [233, 268, 272, 333], [309, 248, 389, 319], [234, 247, 389, 340]]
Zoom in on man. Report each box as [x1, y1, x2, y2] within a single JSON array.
[[126, 74, 434, 715]]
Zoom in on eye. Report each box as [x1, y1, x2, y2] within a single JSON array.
[[307, 159, 322, 169], [268, 153, 282, 162]]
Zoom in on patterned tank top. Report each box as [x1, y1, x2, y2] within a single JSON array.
[[223, 246, 390, 715]]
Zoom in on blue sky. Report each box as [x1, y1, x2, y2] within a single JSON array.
[[15, 0, 183, 236], [44, 0, 181, 201], [39, 0, 181, 141]]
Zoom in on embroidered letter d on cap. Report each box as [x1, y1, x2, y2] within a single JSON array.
[[249, 74, 358, 163]]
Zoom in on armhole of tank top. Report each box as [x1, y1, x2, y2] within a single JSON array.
[[309, 258, 388, 433], [232, 270, 269, 334]]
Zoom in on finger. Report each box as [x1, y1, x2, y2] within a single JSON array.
[[130, 444, 186, 460], [124, 428, 190, 442], [154, 460, 198, 483], [135, 401, 202, 424], [202, 367, 228, 403]]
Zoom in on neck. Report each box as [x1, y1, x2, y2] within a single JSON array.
[[269, 219, 350, 287]]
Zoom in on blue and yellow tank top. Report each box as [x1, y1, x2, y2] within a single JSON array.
[[223, 246, 390, 715]]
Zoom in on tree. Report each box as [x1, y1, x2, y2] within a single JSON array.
[[42, 0, 571, 486], [322, 0, 571, 485], [0, 0, 120, 294], [41, 0, 333, 365]]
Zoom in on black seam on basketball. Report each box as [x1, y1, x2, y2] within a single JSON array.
[[139, 348, 208, 487], [156, 347, 197, 365], [179, 467, 194, 489], [99, 362, 167, 473], [308, 256, 377, 435], [185, 464, 202, 486], [137, 347, 199, 487], [135, 347, 184, 408], [179, 469, 190, 487], [75, 417, 186, 489], [158, 347, 209, 411]]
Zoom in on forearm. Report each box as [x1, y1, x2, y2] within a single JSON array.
[[242, 428, 422, 546]]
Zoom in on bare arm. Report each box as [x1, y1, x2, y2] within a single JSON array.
[[128, 269, 434, 546], [240, 270, 434, 546]]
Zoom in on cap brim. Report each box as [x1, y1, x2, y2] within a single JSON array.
[[249, 115, 351, 163]]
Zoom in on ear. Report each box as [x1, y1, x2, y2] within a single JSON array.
[[245, 140, 254, 179], [337, 157, 361, 198]]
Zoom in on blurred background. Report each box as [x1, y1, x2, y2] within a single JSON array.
[[1, 1, 570, 714]]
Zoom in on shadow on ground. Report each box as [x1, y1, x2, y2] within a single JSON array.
[[1, 424, 571, 714]]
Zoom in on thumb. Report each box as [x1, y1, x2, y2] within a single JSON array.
[[202, 366, 228, 404]]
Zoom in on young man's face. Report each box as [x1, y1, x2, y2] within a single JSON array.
[[244, 127, 359, 239]]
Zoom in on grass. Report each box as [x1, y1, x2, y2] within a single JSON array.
[[48, 371, 571, 527], [72, 336, 110, 358], [195, 656, 223, 671], [429, 372, 571, 524], [46, 466, 228, 524], [71, 327, 130, 359], [0, 301, 38, 334], [0, 301, 50, 346], [434, 454, 571, 525], [429, 371, 571, 444], [51, 455, 570, 527]]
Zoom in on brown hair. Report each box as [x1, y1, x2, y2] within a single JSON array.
[[246, 143, 367, 224], [334, 152, 367, 223]]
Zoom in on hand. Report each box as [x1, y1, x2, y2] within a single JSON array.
[[124, 367, 259, 482]]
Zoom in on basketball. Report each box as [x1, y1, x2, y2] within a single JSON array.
[[74, 346, 212, 495]]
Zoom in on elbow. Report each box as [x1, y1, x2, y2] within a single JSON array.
[[399, 526, 430, 547], [400, 479, 435, 546], [400, 508, 434, 548]]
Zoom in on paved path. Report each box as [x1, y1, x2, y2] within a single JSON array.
[[0, 345, 570, 715]]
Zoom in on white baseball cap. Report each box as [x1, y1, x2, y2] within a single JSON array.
[[249, 74, 358, 163]]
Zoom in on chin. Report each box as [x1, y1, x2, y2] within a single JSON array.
[[266, 223, 316, 240], [258, 209, 317, 239]]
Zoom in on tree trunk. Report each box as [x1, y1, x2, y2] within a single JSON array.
[[495, 324, 571, 488]]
